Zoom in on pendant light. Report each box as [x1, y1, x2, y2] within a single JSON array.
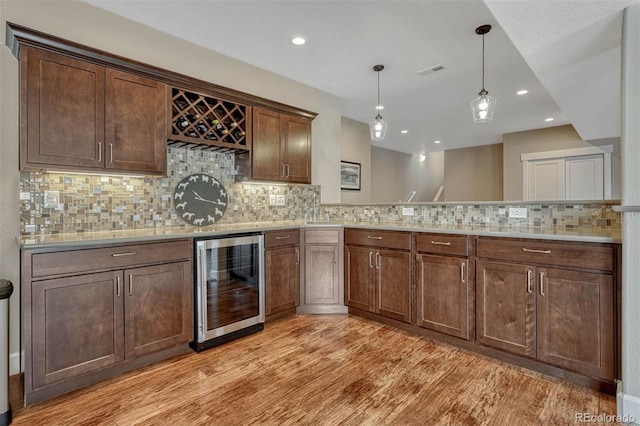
[[369, 65, 388, 141], [470, 24, 497, 123]]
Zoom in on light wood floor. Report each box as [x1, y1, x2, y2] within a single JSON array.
[[13, 315, 618, 425]]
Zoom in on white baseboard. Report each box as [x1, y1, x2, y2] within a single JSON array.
[[617, 381, 640, 424], [9, 351, 20, 376]]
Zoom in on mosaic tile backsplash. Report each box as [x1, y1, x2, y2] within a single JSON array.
[[19, 146, 620, 236], [20, 147, 320, 235], [320, 202, 621, 230]]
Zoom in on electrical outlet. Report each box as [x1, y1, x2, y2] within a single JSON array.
[[44, 190, 59, 209], [269, 194, 276, 206], [402, 207, 415, 216], [508, 207, 528, 218], [276, 195, 285, 206]]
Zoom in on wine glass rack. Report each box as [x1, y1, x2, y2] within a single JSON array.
[[168, 87, 250, 153]]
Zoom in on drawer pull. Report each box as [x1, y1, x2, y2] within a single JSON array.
[[111, 252, 137, 257], [522, 248, 551, 255], [275, 235, 291, 240], [367, 236, 383, 240], [431, 241, 451, 246]]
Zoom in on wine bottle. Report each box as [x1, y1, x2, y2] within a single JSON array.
[[185, 113, 199, 123], [196, 121, 208, 134], [229, 122, 238, 128], [186, 128, 198, 138], [176, 117, 189, 129], [207, 118, 222, 130]]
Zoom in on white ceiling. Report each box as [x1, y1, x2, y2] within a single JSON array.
[[86, 0, 636, 155]]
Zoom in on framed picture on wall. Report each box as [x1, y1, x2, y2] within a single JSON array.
[[340, 161, 361, 190]]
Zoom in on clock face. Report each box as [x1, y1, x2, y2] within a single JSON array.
[[173, 174, 228, 226]]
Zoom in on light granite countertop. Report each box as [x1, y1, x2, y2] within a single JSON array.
[[18, 220, 622, 249]]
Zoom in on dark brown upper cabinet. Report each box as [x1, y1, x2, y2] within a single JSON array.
[[20, 46, 166, 175], [251, 107, 312, 184]]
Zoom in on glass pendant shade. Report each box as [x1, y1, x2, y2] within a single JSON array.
[[369, 115, 388, 141], [470, 90, 497, 123]]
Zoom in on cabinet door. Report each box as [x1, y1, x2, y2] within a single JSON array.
[[476, 260, 536, 357], [252, 108, 284, 181], [416, 254, 469, 339], [376, 249, 411, 323], [345, 245, 375, 312], [536, 267, 614, 380], [31, 271, 123, 389], [304, 245, 339, 305], [265, 246, 300, 315], [23, 47, 105, 170], [283, 115, 311, 183], [124, 262, 192, 359], [106, 69, 167, 174]]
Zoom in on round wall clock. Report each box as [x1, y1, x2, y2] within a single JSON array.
[[173, 173, 228, 226]]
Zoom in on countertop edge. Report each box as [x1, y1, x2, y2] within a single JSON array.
[[18, 221, 621, 249]]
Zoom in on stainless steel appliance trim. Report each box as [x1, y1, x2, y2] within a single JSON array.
[[195, 234, 265, 344]]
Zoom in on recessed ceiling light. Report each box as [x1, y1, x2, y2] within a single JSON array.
[[401, 130, 408, 134], [544, 117, 554, 122], [434, 140, 441, 144], [290, 36, 307, 45], [516, 90, 529, 95], [376, 105, 384, 110]]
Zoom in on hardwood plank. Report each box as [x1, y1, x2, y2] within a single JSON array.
[[12, 315, 618, 425]]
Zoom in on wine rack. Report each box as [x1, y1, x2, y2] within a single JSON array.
[[168, 87, 251, 153]]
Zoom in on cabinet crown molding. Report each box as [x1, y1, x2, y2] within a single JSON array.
[[6, 22, 318, 119]]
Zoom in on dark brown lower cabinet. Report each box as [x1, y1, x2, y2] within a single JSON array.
[[264, 230, 300, 319], [22, 240, 192, 404], [416, 255, 470, 340], [476, 259, 615, 380], [31, 271, 124, 389], [344, 229, 411, 323]]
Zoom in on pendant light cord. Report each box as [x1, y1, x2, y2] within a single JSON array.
[[377, 70, 381, 109], [481, 33, 485, 92]]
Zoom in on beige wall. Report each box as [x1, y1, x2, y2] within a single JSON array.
[[0, 0, 343, 374], [444, 144, 503, 201], [371, 147, 444, 203], [502, 125, 621, 201], [340, 117, 371, 203]]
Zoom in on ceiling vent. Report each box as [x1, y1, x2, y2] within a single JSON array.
[[417, 64, 444, 76]]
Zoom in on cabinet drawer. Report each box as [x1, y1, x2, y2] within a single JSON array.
[[31, 240, 191, 278], [264, 229, 300, 248], [476, 238, 613, 271], [415, 233, 468, 256], [345, 229, 411, 250], [304, 228, 340, 244]]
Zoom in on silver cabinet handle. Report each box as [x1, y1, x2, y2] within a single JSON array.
[[460, 262, 465, 283], [295, 248, 299, 265], [369, 251, 373, 269], [111, 252, 137, 257], [275, 235, 291, 240], [522, 248, 551, 254], [286, 164, 290, 177], [527, 270, 532, 293], [128, 273, 133, 296], [431, 241, 451, 246], [109, 143, 113, 164], [367, 236, 383, 240], [115, 275, 121, 298], [540, 272, 545, 296], [375, 252, 380, 270], [98, 142, 102, 162], [281, 164, 286, 178]]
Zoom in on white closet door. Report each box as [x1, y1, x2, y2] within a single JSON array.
[[527, 159, 565, 201], [565, 154, 604, 200]]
